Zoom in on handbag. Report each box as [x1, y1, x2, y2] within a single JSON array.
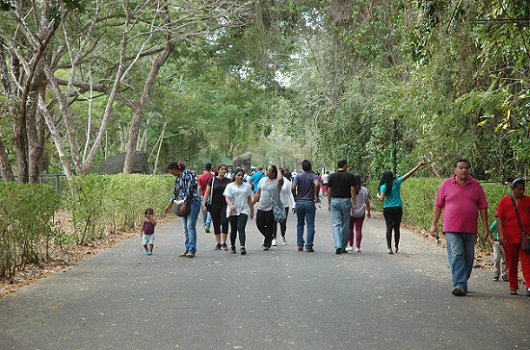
[[206, 177, 214, 212], [266, 181, 286, 222], [173, 201, 191, 217], [510, 195, 530, 253]]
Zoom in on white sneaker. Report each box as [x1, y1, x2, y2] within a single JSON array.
[[345, 246, 353, 251], [282, 237, 287, 245], [355, 247, 361, 253], [272, 239, 277, 246]]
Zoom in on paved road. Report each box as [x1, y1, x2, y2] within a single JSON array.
[[1, 202, 529, 350]]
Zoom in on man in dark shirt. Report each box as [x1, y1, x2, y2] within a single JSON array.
[[292, 160, 320, 252], [327, 159, 356, 254]]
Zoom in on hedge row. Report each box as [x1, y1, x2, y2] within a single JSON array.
[[0, 174, 175, 278]]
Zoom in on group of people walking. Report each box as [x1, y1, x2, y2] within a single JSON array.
[[158, 158, 530, 297]]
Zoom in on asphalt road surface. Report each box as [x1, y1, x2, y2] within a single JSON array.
[[1, 201, 529, 350]]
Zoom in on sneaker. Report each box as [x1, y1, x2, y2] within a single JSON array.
[[230, 246, 236, 254], [146, 251, 152, 255], [527, 289, 530, 298], [510, 289, 517, 295], [395, 247, 399, 254], [241, 247, 247, 255], [355, 247, 361, 253], [335, 248, 342, 255], [298, 245, 303, 251], [222, 243, 228, 251], [272, 239, 277, 246], [341, 248, 347, 254], [501, 274, 508, 281], [388, 249, 393, 255], [204, 226, 210, 233], [262, 245, 269, 251], [452, 287, 466, 296], [214, 243, 222, 250], [186, 252, 195, 258], [282, 237, 287, 245], [145, 250, 150, 255], [345, 246, 353, 251], [178, 252, 188, 257], [493, 274, 499, 281], [306, 247, 314, 252]]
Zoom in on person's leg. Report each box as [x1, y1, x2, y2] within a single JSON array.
[[519, 248, 530, 294], [445, 232, 468, 291], [305, 203, 316, 250], [504, 244, 520, 292], [186, 201, 201, 254], [330, 199, 343, 251], [280, 208, 288, 238], [182, 216, 190, 253], [296, 203, 306, 248], [256, 209, 267, 238], [220, 204, 229, 248], [340, 200, 351, 250], [499, 245, 508, 280], [229, 215, 238, 247], [383, 207, 394, 250], [492, 241, 501, 279], [237, 214, 248, 247], [393, 206, 403, 251], [263, 210, 275, 248], [462, 233, 475, 290], [355, 215, 365, 249], [348, 215, 355, 247]]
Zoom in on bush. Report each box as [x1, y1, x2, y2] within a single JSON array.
[[0, 183, 61, 278]]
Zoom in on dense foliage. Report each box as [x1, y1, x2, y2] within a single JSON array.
[[0, 0, 528, 184]]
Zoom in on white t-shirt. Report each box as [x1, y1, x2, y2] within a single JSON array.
[[223, 182, 253, 216], [280, 179, 295, 209]]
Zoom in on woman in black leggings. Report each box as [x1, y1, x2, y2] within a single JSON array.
[[377, 162, 426, 254]]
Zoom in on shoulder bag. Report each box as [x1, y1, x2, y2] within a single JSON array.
[[510, 195, 530, 253], [266, 181, 286, 222]]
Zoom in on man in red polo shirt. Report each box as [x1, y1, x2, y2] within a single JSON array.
[[430, 158, 488, 296]]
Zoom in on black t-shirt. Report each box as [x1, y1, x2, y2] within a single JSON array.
[[208, 177, 232, 205], [327, 170, 355, 198]]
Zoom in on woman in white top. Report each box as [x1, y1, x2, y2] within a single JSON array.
[[224, 168, 254, 255], [252, 165, 284, 250], [348, 174, 371, 252], [273, 168, 295, 245]]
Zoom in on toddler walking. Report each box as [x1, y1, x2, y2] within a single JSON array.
[[487, 220, 508, 281], [142, 208, 157, 255]]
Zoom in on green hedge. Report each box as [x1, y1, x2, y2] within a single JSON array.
[[369, 178, 510, 245], [0, 174, 175, 278]]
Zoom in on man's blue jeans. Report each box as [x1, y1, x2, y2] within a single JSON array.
[[445, 232, 476, 291], [330, 198, 352, 250], [182, 201, 201, 253], [295, 201, 316, 249], [200, 195, 212, 228]]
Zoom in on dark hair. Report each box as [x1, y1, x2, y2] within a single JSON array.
[[284, 171, 292, 181], [302, 160, 312, 172], [453, 158, 470, 168], [511, 178, 525, 189], [379, 170, 395, 196], [145, 207, 154, 215], [352, 173, 362, 195], [268, 165, 278, 179], [337, 159, 347, 169], [167, 162, 185, 171], [214, 163, 226, 176], [233, 168, 245, 177], [204, 162, 212, 171]]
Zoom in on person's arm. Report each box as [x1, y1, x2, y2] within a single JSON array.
[[497, 216, 505, 245], [429, 205, 443, 237], [326, 186, 332, 211], [479, 207, 489, 241], [277, 170, 284, 187], [202, 184, 211, 212], [350, 185, 356, 212], [248, 195, 254, 219], [365, 195, 371, 219], [313, 178, 321, 203], [401, 161, 427, 182], [253, 187, 261, 205]]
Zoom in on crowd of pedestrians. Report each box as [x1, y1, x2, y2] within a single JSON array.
[[157, 157, 530, 298]]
